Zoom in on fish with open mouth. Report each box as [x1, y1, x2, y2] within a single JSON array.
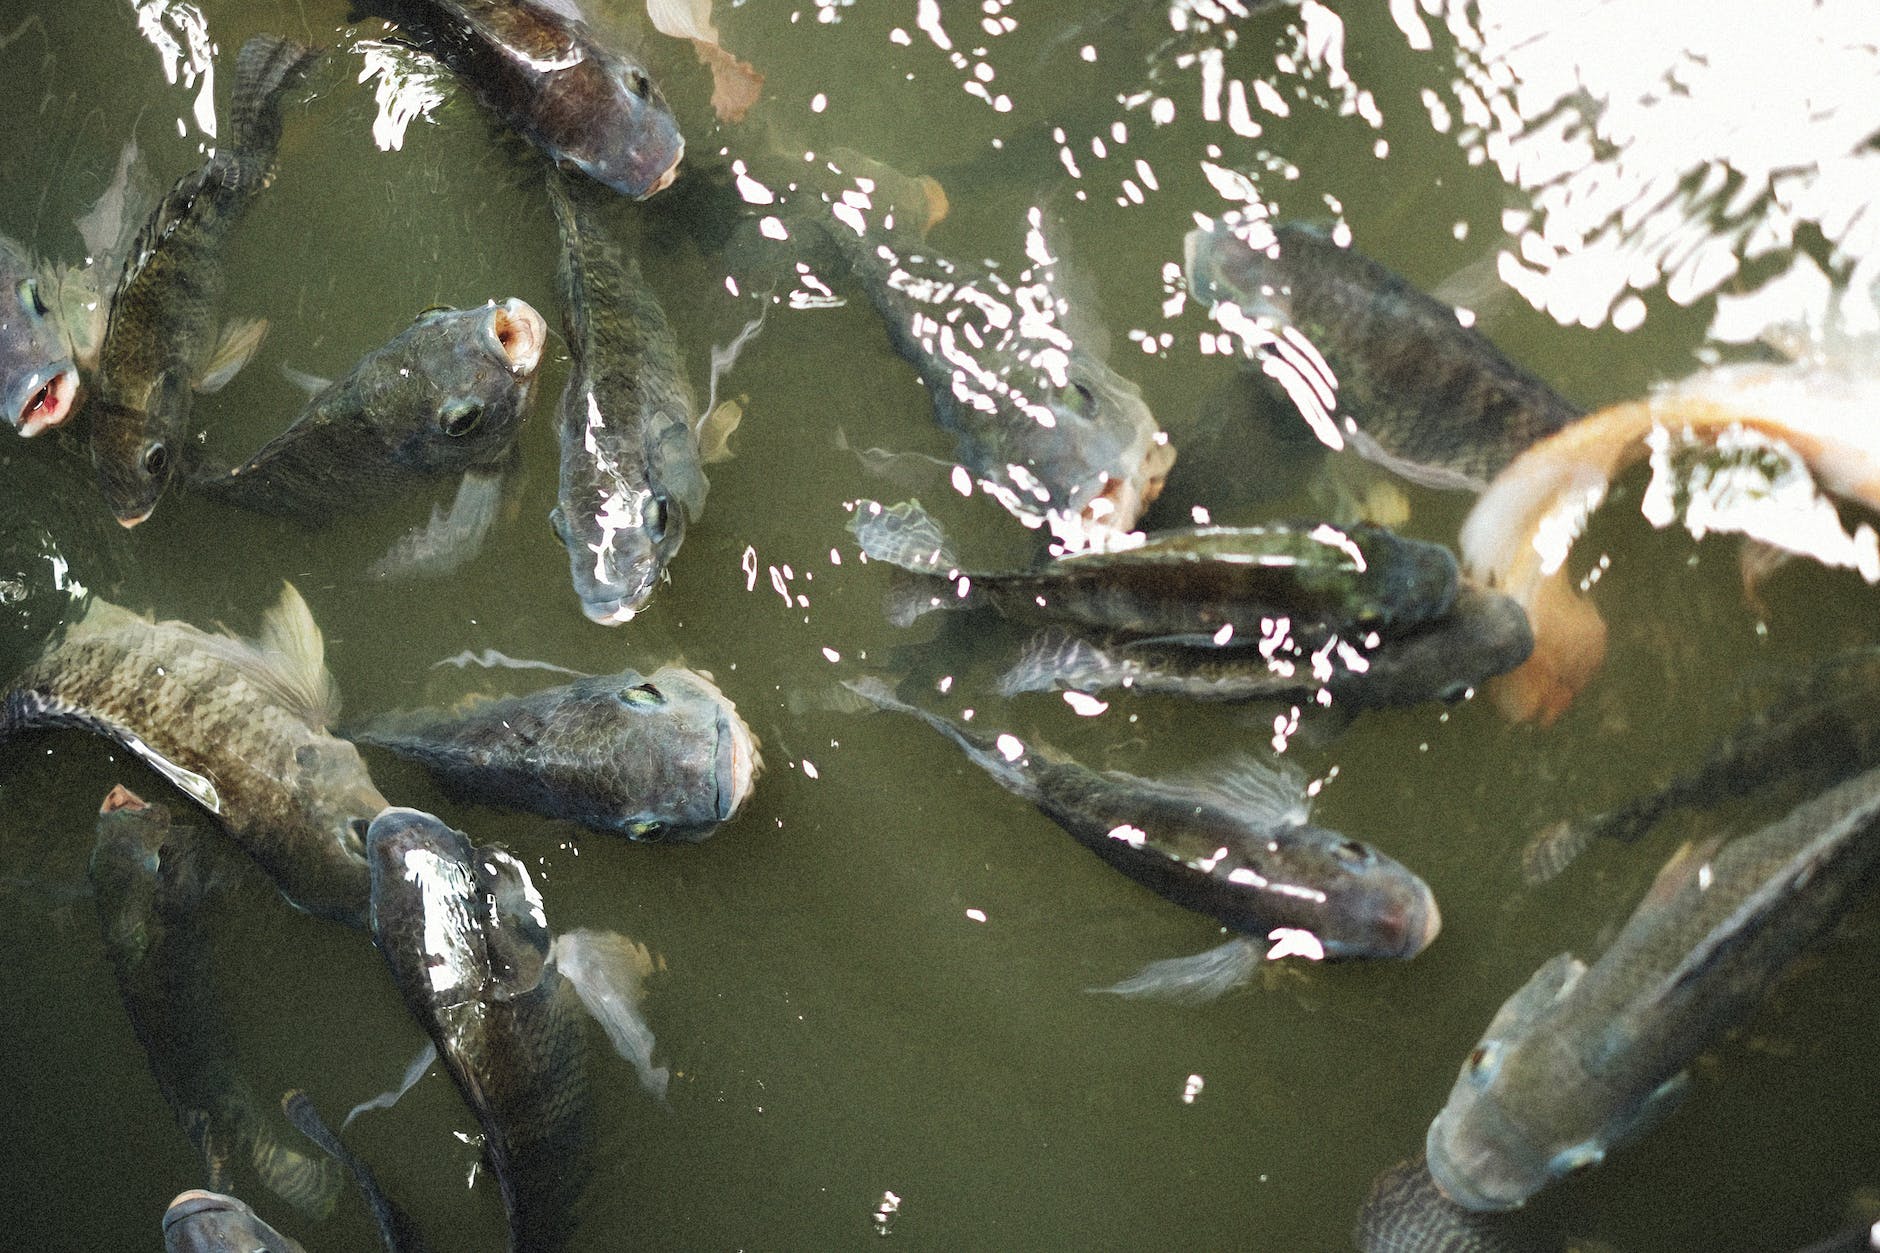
[[546, 167, 707, 623], [366, 807, 667, 1251], [91, 35, 320, 527], [1, 584, 383, 925], [162, 1189, 305, 1253], [358, 0, 684, 198], [92, 787, 341, 1221], [348, 665, 760, 839], [842, 676, 1439, 1001]]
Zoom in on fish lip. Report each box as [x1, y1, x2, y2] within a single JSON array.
[[1424, 1115, 1526, 1213], [581, 596, 638, 626], [115, 505, 154, 529], [13, 365, 79, 437], [485, 298, 546, 378], [1408, 889, 1443, 956], [99, 785, 148, 815], [643, 144, 684, 198], [162, 1190, 245, 1229]]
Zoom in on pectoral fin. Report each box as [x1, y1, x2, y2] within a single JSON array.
[[1096, 937, 1263, 1004], [196, 316, 269, 393]]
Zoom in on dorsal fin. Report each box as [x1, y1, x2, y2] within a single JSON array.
[[848, 498, 960, 572], [254, 583, 341, 726], [1167, 753, 1313, 829]]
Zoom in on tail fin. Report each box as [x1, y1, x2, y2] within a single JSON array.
[[229, 35, 319, 184], [554, 929, 671, 1101], [282, 1090, 432, 1252], [1096, 938, 1263, 1004]]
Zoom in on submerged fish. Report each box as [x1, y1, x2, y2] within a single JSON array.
[[348, 665, 760, 839], [362, 0, 684, 198], [1, 584, 383, 925], [999, 582, 1531, 712], [1, 139, 149, 436], [1356, 1155, 1548, 1253], [1524, 647, 1880, 884], [1427, 766, 1880, 1212], [546, 167, 706, 623], [1462, 360, 1880, 723], [162, 1189, 305, 1253], [817, 216, 1173, 546], [91, 35, 318, 527], [193, 300, 545, 525], [843, 677, 1439, 1000], [1185, 220, 1582, 491], [366, 807, 665, 1252], [92, 788, 341, 1220], [851, 498, 1460, 643], [281, 1090, 430, 1253]]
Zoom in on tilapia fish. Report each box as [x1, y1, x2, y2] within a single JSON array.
[[1356, 1155, 1546, 1253], [162, 1189, 306, 1253], [821, 218, 1173, 546], [194, 300, 545, 524], [1427, 766, 1880, 1212], [349, 665, 760, 839], [547, 167, 704, 623], [92, 788, 341, 1220], [92, 35, 319, 527], [1185, 220, 1582, 491], [999, 583, 1531, 712], [844, 677, 1439, 1001], [1524, 646, 1880, 884], [367, 808, 666, 1252], [851, 498, 1459, 643], [1, 583, 383, 925], [362, 0, 683, 198]]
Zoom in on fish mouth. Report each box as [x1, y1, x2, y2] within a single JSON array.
[[581, 596, 638, 626], [115, 506, 154, 530], [485, 298, 546, 378], [673, 667, 761, 820], [1403, 888, 1443, 957], [1424, 1115, 1526, 1213], [162, 1189, 247, 1230], [1065, 437, 1176, 545], [644, 144, 683, 197], [99, 785, 148, 815], [13, 365, 79, 436]]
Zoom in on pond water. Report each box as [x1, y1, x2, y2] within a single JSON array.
[[3, 0, 1880, 1248]]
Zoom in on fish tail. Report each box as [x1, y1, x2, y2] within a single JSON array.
[[1520, 818, 1593, 885], [841, 677, 1038, 798], [553, 929, 670, 1101], [283, 1090, 431, 1252], [249, 1120, 342, 1219], [997, 629, 1117, 697], [228, 35, 319, 188], [1095, 938, 1264, 1004]]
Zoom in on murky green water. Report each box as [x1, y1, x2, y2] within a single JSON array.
[[4, 1, 1880, 1248]]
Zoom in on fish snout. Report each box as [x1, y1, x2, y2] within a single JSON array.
[[646, 142, 684, 197], [485, 299, 546, 378], [11, 363, 79, 436]]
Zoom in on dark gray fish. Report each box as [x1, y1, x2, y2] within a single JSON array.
[[2, 584, 383, 925], [1524, 647, 1880, 884], [815, 214, 1173, 546], [367, 808, 666, 1252], [349, 665, 760, 839], [162, 1189, 306, 1253], [852, 498, 1459, 643], [281, 1090, 430, 1252], [1185, 220, 1582, 492], [999, 583, 1531, 711], [547, 167, 704, 623], [92, 788, 341, 1220], [843, 677, 1439, 1001], [1357, 1155, 1551, 1253], [193, 300, 545, 525], [91, 35, 318, 527], [360, 0, 684, 198], [1427, 766, 1880, 1212]]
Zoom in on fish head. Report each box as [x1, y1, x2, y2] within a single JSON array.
[[541, 47, 685, 199], [88, 786, 169, 955], [1347, 526, 1460, 633], [1293, 827, 1443, 961], [1182, 218, 1289, 325], [562, 480, 681, 625], [365, 806, 489, 1002], [162, 1189, 304, 1253], [576, 666, 761, 836], [0, 244, 81, 436], [1424, 952, 1589, 1212], [380, 300, 544, 470], [289, 740, 385, 868], [90, 380, 185, 527]]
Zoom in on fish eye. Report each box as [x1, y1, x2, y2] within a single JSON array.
[[1438, 681, 1472, 704], [1466, 1042, 1500, 1085], [618, 681, 665, 707], [16, 278, 46, 317], [345, 818, 371, 855], [413, 304, 452, 321], [627, 70, 651, 99], [440, 399, 484, 437], [1334, 839, 1372, 866], [142, 442, 169, 479], [647, 493, 669, 542], [1061, 379, 1096, 417]]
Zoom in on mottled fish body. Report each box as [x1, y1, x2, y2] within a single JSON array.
[[1185, 221, 1581, 491], [350, 666, 760, 839], [163, 1189, 306, 1253], [1001, 583, 1531, 711], [366, 808, 591, 1253], [547, 168, 704, 623], [1, 584, 381, 925], [194, 300, 544, 524], [92, 788, 341, 1219], [844, 678, 1439, 966], [91, 36, 318, 526], [824, 223, 1173, 545], [853, 498, 1459, 642], [363, 0, 683, 197], [1427, 766, 1880, 1212]]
